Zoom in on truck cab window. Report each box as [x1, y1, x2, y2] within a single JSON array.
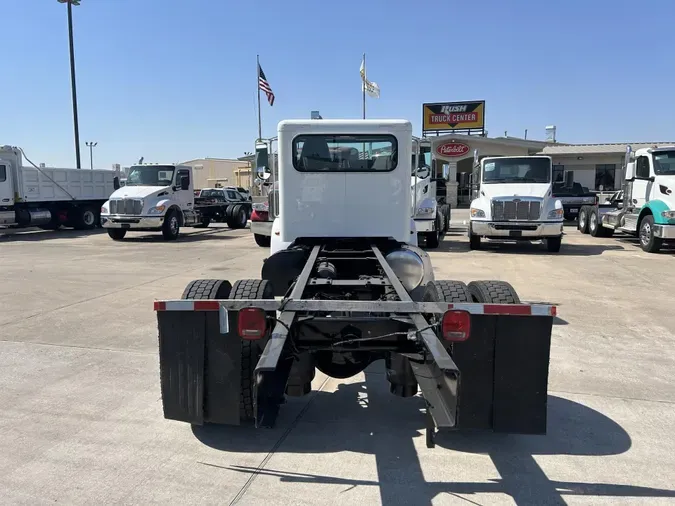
[[636, 156, 651, 179], [653, 151, 675, 175], [176, 170, 190, 188], [0, 164, 6, 182]]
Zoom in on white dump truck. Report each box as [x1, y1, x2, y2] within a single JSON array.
[[577, 145, 675, 253], [467, 151, 564, 252], [0, 145, 119, 230], [100, 163, 251, 241], [154, 118, 558, 448]]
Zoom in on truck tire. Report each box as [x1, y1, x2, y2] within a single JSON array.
[[162, 210, 180, 240], [228, 205, 248, 229], [588, 210, 603, 237], [108, 229, 127, 241], [71, 206, 97, 230], [638, 215, 663, 253], [181, 278, 233, 300], [425, 216, 441, 248], [423, 280, 472, 304], [468, 280, 521, 304], [254, 233, 271, 247], [468, 224, 481, 250], [578, 206, 590, 234], [228, 279, 275, 422], [545, 235, 562, 252]]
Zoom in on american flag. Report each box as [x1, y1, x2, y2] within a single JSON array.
[[258, 64, 275, 106]]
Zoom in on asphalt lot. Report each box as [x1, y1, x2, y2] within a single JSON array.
[[1, 215, 674, 505]]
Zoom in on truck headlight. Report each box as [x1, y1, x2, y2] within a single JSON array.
[[661, 210, 675, 219], [101, 205, 109, 215], [148, 205, 166, 215], [470, 208, 485, 218], [548, 208, 564, 219], [417, 206, 434, 216], [385, 249, 424, 292]]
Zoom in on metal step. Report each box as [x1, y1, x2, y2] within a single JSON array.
[[622, 213, 639, 233]]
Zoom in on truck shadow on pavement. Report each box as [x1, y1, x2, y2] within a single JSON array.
[[613, 236, 675, 255], [113, 228, 247, 243], [0, 228, 105, 242], [461, 241, 625, 256], [192, 370, 675, 506]]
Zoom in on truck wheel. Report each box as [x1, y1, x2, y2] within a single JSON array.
[[69, 206, 97, 230], [181, 278, 233, 300], [468, 225, 481, 250], [425, 217, 441, 248], [107, 229, 127, 241], [162, 210, 180, 240], [545, 236, 562, 252], [423, 280, 472, 304], [638, 215, 663, 253], [468, 280, 520, 304], [228, 279, 275, 423], [588, 210, 602, 237], [228, 205, 247, 229], [254, 233, 271, 247], [578, 207, 590, 234]]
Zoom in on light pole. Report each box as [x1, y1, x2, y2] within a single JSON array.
[[85, 141, 97, 170], [57, 0, 82, 169]]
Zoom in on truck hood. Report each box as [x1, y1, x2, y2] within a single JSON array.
[[480, 183, 551, 200], [109, 185, 170, 200]]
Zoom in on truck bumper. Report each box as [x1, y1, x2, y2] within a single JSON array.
[[654, 223, 675, 239], [251, 220, 273, 236], [101, 215, 164, 229], [471, 221, 563, 238]]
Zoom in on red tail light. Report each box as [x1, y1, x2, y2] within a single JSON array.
[[441, 310, 471, 342], [237, 308, 267, 340]]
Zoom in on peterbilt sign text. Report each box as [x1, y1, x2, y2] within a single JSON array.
[[436, 142, 470, 158], [423, 101, 485, 132]]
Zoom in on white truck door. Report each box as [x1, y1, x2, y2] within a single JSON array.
[[0, 161, 14, 206], [175, 167, 194, 211], [632, 155, 652, 208]]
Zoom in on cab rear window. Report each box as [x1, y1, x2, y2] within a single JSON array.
[[0, 164, 6, 182], [292, 134, 398, 172]]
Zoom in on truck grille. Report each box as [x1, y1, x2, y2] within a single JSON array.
[[492, 199, 541, 221], [110, 198, 143, 215]]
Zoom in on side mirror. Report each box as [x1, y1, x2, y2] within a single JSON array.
[[256, 165, 272, 181], [180, 175, 190, 191], [415, 165, 431, 180], [113, 176, 120, 190]]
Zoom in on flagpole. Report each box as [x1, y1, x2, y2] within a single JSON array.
[[257, 54, 262, 140], [362, 53, 366, 119]]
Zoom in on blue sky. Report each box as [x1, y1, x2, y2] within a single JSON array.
[[3, 0, 674, 168]]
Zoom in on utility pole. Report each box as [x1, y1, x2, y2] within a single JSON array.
[[86, 141, 97, 170], [58, 0, 82, 168]]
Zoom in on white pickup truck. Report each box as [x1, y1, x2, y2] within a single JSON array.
[[467, 154, 564, 252], [101, 163, 251, 241]]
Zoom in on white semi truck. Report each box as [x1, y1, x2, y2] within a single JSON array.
[[0, 145, 120, 231], [467, 151, 564, 252], [153, 118, 558, 448], [250, 136, 451, 249], [577, 145, 675, 253], [100, 163, 251, 241]]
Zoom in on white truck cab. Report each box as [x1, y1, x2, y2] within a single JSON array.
[[468, 153, 564, 252], [101, 163, 197, 240], [601, 145, 675, 252]]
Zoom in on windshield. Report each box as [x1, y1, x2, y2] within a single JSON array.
[[199, 189, 224, 198], [292, 134, 398, 172], [653, 151, 675, 175], [482, 157, 551, 184], [125, 165, 176, 186]]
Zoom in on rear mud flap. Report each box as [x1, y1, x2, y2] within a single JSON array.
[[157, 310, 243, 425], [453, 314, 552, 434]]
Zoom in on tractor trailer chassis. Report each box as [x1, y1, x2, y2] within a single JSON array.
[[155, 239, 556, 447]]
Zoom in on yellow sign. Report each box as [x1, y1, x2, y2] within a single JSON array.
[[423, 101, 485, 132]]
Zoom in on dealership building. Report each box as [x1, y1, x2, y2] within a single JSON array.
[[421, 101, 674, 207]]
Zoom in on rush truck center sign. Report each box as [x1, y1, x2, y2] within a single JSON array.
[[423, 101, 485, 132]]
